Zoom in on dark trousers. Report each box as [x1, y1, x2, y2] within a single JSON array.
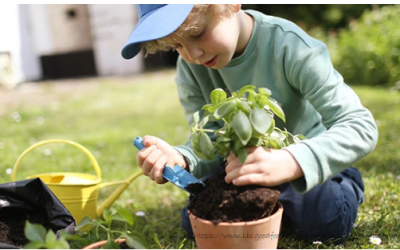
[[180, 166, 364, 244]]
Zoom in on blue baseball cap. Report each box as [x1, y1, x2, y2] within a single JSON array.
[[121, 4, 194, 60]]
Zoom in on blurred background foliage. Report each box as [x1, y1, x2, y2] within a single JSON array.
[[244, 4, 400, 88]]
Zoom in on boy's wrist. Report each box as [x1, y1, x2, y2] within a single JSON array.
[[281, 149, 304, 182], [175, 149, 189, 170]]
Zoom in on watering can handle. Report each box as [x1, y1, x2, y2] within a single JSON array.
[[11, 139, 102, 181]]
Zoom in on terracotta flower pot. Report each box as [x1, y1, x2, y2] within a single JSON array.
[[83, 238, 126, 249], [189, 202, 283, 249]]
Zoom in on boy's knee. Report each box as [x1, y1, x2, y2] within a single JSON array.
[[288, 200, 356, 244]]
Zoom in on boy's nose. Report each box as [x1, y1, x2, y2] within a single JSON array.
[[186, 46, 203, 63]]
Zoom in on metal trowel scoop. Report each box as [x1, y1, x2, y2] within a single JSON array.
[[133, 137, 205, 196]]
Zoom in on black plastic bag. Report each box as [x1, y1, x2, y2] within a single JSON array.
[[0, 178, 76, 248]]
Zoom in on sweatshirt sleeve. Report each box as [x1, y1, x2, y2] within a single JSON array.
[[283, 41, 378, 193], [173, 57, 224, 178]]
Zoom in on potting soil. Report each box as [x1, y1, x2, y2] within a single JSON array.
[[0, 211, 50, 248], [187, 170, 281, 224]]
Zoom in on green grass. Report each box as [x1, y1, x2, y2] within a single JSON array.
[[0, 70, 399, 249]]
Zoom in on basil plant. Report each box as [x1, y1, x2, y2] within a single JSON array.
[[190, 85, 306, 164]]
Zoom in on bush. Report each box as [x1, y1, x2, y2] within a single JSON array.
[[334, 5, 400, 87]]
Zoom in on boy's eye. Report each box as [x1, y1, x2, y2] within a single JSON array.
[[192, 28, 205, 39]]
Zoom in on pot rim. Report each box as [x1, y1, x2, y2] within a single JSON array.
[[188, 201, 283, 227], [82, 238, 126, 249]]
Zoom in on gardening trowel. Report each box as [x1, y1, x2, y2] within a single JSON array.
[[133, 137, 205, 196]]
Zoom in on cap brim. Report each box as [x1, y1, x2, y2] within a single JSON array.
[[121, 4, 194, 59]]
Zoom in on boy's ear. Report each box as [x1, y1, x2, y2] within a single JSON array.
[[232, 4, 241, 13]]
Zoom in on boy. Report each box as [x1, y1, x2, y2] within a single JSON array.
[[122, 4, 378, 243]]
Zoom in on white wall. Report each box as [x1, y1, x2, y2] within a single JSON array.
[[0, 4, 41, 86], [88, 4, 143, 76]]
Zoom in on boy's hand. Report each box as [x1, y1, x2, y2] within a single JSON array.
[[225, 147, 304, 187], [137, 135, 187, 184]]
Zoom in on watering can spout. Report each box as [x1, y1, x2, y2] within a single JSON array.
[[96, 171, 143, 217]]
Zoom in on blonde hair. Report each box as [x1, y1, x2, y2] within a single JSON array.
[[141, 4, 235, 56]]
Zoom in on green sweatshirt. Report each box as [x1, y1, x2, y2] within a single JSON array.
[[174, 10, 378, 194]]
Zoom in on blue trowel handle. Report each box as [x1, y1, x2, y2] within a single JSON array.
[[133, 136, 146, 150], [133, 136, 181, 182]]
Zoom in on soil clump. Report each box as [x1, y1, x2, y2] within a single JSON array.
[[0, 211, 50, 248], [187, 170, 281, 224]]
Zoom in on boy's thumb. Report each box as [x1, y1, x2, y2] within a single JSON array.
[[142, 136, 157, 147]]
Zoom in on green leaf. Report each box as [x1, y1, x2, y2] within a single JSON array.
[[236, 85, 256, 97], [104, 239, 120, 249], [199, 132, 214, 160], [237, 147, 248, 164], [214, 100, 236, 120], [210, 88, 227, 105], [191, 133, 201, 152], [45, 230, 58, 248], [24, 242, 44, 249], [248, 137, 262, 147], [125, 232, 149, 249], [199, 115, 209, 128], [268, 138, 281, 149], [193, 111, 200, 125], [75, 216, 93, 231], [153, 234, 162, 249], [59, 230, 83, 241], [237, 100, 251, 115], [247, 90, 256, 102], [54, 238, 70, 249], [297, 134, 307, 140], [266, 98, 286, 122], [117, 208, 134, 225], [90, 219, 103, 238], [102, 207, 112, 225], [231, 111, 252, 145], [258, 87, 272, 96], [256, 95, 269, 107], [250, 108, 272, 135], [267, 118, 275, 134], [124, 233, 147, 249], [24, 221, 46, 243], [233, 139, 244, 153]]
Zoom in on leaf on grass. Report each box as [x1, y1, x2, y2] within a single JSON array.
[[104, 239, 120, 249], [125, 232, 149, 249], [231, 111, 252, 145], [116, 208, 134, 225]]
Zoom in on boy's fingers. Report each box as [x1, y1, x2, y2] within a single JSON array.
[[141, 148, 162, 175], [137, 145, 157, 167], [153, 155, 168, 184]]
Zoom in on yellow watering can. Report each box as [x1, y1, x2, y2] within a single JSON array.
[[11, 139, 143, 224]]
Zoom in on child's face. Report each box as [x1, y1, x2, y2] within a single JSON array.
[[170, 7, 242, 69]]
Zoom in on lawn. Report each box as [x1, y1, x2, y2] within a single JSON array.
[[0, 69, 399, 249]]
